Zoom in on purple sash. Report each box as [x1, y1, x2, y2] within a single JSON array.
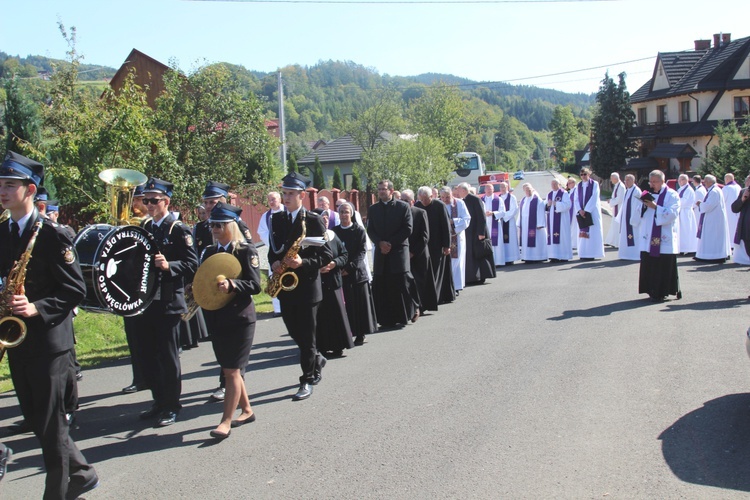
[[649, 188, 669, 256], [569, 189, 576, 222], [449, 202, 458, 258], [612, 183, 619, 217], [488, 195, 500, 245], [520, 196, 538, 248], [502, 194, 511, 244], [577, 181, 594, 235], [265, 210, 272, 225], [678, 186, 687, 198], [546, 190, 563, 245], [696, 186, 713, 239], [625, 187, 638, 247], [327, 209, 337, 229], [727, 181, 738, 186]]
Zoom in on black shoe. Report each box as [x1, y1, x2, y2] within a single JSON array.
[[0, 444, 11, 482], [209, 429, 230, 440], [230, 413, 257, 427], [312, 355, 327, 385], [354, 336, 366, 346], [66, 412, 76, 427], [157, 411, 178, 427], [273, 312, 282, 318], [66, 475, 100, 500], [292, 383, 313, 401], [122, 384, 139, 394], [139, 405, 161, 420], [7, 420, 31, 435], [75, 371, 83, 381]]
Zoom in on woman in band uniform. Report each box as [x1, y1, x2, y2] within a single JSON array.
[[200, 202, 261, 439]]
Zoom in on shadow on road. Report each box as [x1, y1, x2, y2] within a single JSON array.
[[659, 393, 750, 492], [566, 259, 637, 270], [548, 298, 649, 320], [664, 298, 747, 312]]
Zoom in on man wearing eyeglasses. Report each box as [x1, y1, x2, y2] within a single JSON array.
[[131, 178, 198, 427], [574, 168, 605, 260]]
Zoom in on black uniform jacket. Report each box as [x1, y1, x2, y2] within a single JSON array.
[[321, 231, 347, 291], [409, 205, 430, 261], [366, 198, 413, 275], [0, 211, 85, 359], [332, 222, 369, 285], [200, 241, 261, 327], [143, 214, 199, 315], [268, 208, 332, 305]]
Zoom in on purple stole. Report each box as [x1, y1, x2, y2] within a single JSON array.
[[577, 181, 594, 236], [487, 195, 500, 245], [449, 202, 458, 258], [649, 188, 669, 257], [612, 183, 620, 217], [327, 209, 337, 229], [727, 181, 738, 186], [678, 186, 687, 198], [696, 186, 713, 239], [502, 195, 511, 243], [625, 187, 638, 247], [520, 196, 538, 247], [569, 189, 576, 223], [265, 210, 272, 225], [546, 190, 563, 245]]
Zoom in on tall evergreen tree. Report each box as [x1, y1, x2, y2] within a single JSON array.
[[351, 171, 361, 191], [312, 156, 326, 189], [3, 75, 42, 155], [332, 165, 343, 190], [590, 72, 636, 178], [549, 105, 578, 168], [287, 154, 298, 174]]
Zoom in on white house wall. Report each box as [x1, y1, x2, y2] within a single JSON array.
[[707, 89, 750, 121], [735, 55, 750, 80]]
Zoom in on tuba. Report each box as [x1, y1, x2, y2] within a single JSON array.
[[99, 168, 148, 226], [0, 219, 43, 361], [266, 211, 306, 298]]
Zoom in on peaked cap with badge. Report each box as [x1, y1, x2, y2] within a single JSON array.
[[281, 172, 312, 191]]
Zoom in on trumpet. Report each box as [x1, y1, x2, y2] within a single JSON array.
[[266, 211, 306, 298]]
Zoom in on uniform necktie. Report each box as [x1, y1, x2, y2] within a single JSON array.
[[288, 212, 293, 224], [10, 221, 21, 256]]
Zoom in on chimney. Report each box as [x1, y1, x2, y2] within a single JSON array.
[[694, 39, 711, 51], [722, 33, 731, 45], [713, 34, 721, 48]]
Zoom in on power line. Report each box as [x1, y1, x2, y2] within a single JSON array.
[[187, 0, 618, 4]]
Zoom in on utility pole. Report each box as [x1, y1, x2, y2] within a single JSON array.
[[278, 71, 287, 168]]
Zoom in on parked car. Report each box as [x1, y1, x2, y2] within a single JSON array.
[[513, 171, 525, 180]]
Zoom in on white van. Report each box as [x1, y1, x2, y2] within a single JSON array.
[[447, 152, 485, 188]]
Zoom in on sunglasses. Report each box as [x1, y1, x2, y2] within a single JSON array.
[[580, 173, 589, 177], [142, 198, 165, 205], [209, 222, 227, 229]]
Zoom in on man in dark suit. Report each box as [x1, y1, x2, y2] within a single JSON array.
[[401, 189, 436, 314], [367, 179, 418, 327], [456, 182, 496, 284], [0, 152, 99, 499], [132, 178, 198, 426], [268, 172, 333, 401], [415, 186, 453, 304]]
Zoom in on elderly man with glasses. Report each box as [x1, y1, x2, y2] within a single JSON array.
[[574, 168, 605, 260]]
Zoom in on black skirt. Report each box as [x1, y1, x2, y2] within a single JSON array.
[[342, 279, 378, 336], [316, 287, 354, 352], [638, 252, 681, 299], [210, 322, 256, 369]]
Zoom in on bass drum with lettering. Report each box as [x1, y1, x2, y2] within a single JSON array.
[[73, 224, 158, 316]]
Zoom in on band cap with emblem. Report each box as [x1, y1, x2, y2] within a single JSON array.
[[209, 202, 242, 223], [143, 177, 174, 197], [0, 151, 44, 186], [35, 186, 49, 203], [133, 184, 146, 198], [203, 181, 230, 200], [46, 200, 60, 212], [281, 172, 311, 191]]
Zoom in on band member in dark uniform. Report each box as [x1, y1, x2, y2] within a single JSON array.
[[200, 203, 261, 439], [131, 178, 198, 426], [0, 152, 99, 499], [194, 181, 252, 401], [268, 172, 333, 401]]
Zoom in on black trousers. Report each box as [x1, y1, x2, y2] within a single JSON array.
[[123, 316, 147, 388], [131, 310, 182, 411], [9, 350, 96, 500], [281, 302, 320, 383]]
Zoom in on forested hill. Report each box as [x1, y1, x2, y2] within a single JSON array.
[[0, 51, 117, 81]]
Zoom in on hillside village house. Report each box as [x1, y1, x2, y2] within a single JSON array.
[[298, 134, 387, 189], [628, 33, 750, 178]]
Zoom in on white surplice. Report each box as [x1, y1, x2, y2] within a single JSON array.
[[545, 189, 572, 260], [518, 194, 548, 262], [483, 194, 505, 267], [446, 198, 470, 290], [575, 180, 605, 259], [618, 186, 642, 261], [630, 186, 679, 254], [723, 182, 741, 245], [568, 189, 578, 250], [696, 185, 730, 260], [676, 184, 697, 253], [500, 193, 520, 263], [605, 181, 625, 247], [693, 185, 707, 223]]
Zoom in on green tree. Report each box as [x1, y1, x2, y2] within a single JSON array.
[[549, 106, 578, 168], [312, 156, 325, 189], [590, 72, 636, 177], [351, 171, 361, 191], [287, 154, 298, 174], [703, 120, 750, 180], [3, 75, 42, 155], [332, 165, 343, 189], [362, 136, 453, 191], [409, 84, 467, 158]]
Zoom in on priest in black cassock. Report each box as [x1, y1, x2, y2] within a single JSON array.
[[402, 189, 437, 314], [367, 180, 419, 327], [456, 182, 496, 284], [415, 186, 454, 305], [731, 175, 750, 266]]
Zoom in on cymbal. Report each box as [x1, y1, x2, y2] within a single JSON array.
[[193, 253, 242, 311]]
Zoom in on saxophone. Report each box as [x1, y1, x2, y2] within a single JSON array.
[[265, 211, 306, 298], [0, 219, 44, 361]]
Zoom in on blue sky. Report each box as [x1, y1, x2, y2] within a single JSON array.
[[1, 0, 747, 95]]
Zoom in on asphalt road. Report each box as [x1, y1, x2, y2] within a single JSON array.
[[2, 175, 750, 498]]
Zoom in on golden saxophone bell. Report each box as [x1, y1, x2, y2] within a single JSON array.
[[0, 316, 27, 348], [278, 271, 299, 292]]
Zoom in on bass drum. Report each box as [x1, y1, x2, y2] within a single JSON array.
[[74, 224, 158, 316]]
